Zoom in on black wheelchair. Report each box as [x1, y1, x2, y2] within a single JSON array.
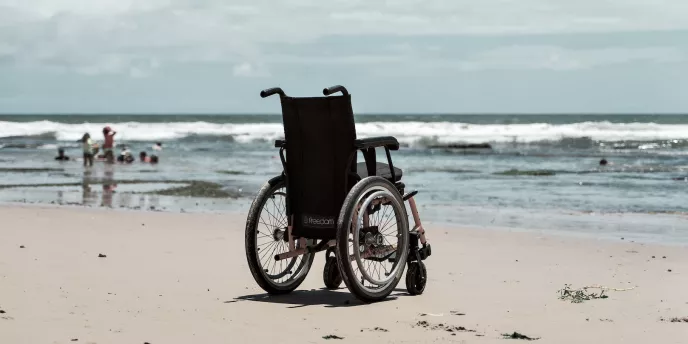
[[244, 85, 432, 302]]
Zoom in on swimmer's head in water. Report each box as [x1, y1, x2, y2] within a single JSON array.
[[599, 159, 608, 166]]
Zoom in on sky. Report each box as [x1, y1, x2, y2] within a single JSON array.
[[1, 0, 688, 114]]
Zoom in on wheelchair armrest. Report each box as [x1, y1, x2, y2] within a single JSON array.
[[274, 139, 286, 148], [354, 136, 400, 151]]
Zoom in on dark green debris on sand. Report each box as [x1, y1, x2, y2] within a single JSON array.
[[558, 284, 609, 303], [322, 334, 344, 340], [144, 181, 236, 198], [502, 332, 540, 340], [494, 169, 556, 176]]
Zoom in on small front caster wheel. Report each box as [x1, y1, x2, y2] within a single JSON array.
[[323, 255, 343, 289], [405, 261, 427, 295]]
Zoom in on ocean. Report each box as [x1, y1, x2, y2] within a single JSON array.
[[1, 114, 686, 244]]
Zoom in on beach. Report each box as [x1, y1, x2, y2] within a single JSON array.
[[1, 204, 686, 344], [4, 1, 688, 342]]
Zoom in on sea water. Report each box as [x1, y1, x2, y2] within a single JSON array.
[[0, 114, 686, 244]]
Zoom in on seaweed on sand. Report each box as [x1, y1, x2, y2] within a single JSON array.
[[322, 334, 344, 340], [502, 332, 540, 340], [558, 284, 635, 303], [414, 320, 475, 333], [558, 284, 608, 303], [145, 181, 237, 198]]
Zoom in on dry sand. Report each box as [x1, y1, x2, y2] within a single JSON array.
[[1, 204, 687, 344]]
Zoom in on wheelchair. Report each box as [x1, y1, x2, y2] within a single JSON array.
[[244, 85, 432, 302]]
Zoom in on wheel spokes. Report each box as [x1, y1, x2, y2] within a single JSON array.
[[255, 188, 305, 285], [348, 187, 407, 291]]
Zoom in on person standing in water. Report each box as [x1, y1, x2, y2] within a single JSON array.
[[102, 126, 117, 164], [80, 133, 95, 167]]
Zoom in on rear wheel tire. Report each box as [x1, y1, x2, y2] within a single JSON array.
[[336, 176, 409, 302], [245, 177, 314, 294]]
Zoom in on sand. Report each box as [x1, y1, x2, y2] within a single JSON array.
[[1, 204, 687, 344]]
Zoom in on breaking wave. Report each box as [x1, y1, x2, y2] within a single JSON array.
[[0, 120, 687, 147]]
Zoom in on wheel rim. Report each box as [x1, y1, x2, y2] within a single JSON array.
[[348, 185, 408, 293], [254, 187, 311, 287]]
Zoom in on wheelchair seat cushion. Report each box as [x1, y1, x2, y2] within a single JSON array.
[[356, 162, 403, 182]]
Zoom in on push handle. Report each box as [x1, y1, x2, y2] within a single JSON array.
[[322, 85, 349, 96], [260, 87, 286, 98]]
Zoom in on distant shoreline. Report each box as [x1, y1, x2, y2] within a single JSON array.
[[2, 112, 688, 116]]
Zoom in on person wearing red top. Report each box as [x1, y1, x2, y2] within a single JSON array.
[[102, 126, 117, 164]]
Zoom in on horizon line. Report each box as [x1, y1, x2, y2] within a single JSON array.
[[1, 112, 687, 116]]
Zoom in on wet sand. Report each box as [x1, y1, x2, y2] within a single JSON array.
[[0, 204, 687, 343]]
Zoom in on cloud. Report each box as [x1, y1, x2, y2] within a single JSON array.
[[455, 45, 685, 71], [0, 43, 17, 57], [72, 55, 160, 77], [232, 62, 270, 78], [1, 0, 688, 78]]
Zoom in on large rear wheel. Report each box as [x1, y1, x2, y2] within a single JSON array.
[[336, 176, 409, 302], [245, 177, 314, 294]]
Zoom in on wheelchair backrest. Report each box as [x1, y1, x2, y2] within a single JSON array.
[[279, 95, 357, 239]]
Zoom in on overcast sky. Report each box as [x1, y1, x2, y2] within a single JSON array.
[[1, 0, 687, 114]]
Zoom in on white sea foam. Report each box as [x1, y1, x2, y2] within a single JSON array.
[[0, 120, 687, 145], [38, 144, 59, 150]]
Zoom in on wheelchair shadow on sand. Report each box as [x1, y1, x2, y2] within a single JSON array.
[[229, 287, 410, 309]]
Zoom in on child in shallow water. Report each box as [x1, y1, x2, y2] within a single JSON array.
[[139, 151, 151, 162], [139, 151, 159, 164], [79, 133, 94, 167], [55, 148, 70, 161], [117, 146, 135, 164]]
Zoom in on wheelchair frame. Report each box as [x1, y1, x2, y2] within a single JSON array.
[[246, 85, 432, 302]]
